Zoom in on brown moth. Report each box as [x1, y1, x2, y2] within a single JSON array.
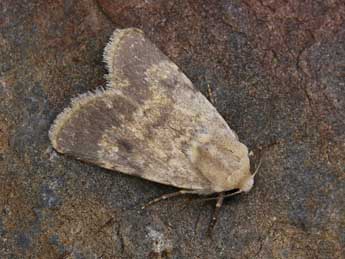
[[49, 28, 256, 212]]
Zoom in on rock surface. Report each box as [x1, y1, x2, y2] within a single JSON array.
[[0, 0, 344, 258]]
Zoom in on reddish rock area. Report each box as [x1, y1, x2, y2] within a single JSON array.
[[0, 1, 344, 258]]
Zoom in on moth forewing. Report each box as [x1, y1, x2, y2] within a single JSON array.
[[49, 28, 255, 207]]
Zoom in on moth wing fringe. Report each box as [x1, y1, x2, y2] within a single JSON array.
[[103, 28, 144, 88], [49, 86, 110, 148]]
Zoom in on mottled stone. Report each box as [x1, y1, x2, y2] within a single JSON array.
[[0, 0, 344, 258]]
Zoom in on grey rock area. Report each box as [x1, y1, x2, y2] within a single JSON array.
[[0, 1, 344, 258]]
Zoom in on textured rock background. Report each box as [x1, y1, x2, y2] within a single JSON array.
[[1, 0, 344, 258]]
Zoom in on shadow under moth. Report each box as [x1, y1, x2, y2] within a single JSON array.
[[49, 28, 258, 231]]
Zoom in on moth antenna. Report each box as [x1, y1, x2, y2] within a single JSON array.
[[252, 157, 263, 177], [207, 84, 216, 105], [222, 189, 242, 198], [200, 190, 242, 201]]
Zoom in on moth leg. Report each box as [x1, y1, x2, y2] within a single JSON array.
[[207, 192, 224, 235], [141, 190, 197, 209]]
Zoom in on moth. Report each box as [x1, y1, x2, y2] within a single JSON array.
[[49, 28, 258, 226]]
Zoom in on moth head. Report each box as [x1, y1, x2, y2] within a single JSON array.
[[238, 158, 262, 193], [239, 174, 254, 192]]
